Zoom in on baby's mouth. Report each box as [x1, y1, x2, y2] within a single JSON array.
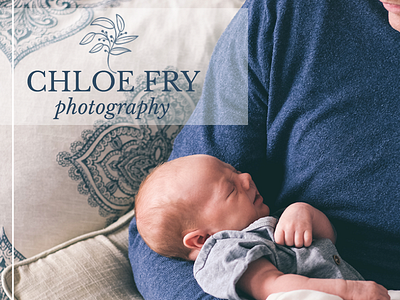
[[253, 192, 262, 205]]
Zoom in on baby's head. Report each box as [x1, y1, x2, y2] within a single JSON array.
[[135, 154, 270, 260]]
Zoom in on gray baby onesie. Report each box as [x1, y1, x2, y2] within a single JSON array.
[[194, 216, 363, 300]]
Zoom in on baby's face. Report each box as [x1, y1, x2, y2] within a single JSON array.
[[173, 155, 270, 234]]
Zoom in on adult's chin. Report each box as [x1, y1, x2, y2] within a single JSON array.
[[388, 12, 400, 31]]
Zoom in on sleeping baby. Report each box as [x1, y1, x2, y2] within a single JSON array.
[[135, 154, 389, 300]]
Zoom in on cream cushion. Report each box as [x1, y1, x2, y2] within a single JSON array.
[[1, 209, 142, 300]]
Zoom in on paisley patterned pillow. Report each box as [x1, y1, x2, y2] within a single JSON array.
[[0, 228, 25, 300], [0, 0, 244, 259]]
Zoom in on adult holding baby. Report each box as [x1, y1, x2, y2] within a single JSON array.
[[129, 0, 400, 299]]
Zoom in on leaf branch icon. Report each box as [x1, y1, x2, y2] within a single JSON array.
[[80, 14, 138, 73]]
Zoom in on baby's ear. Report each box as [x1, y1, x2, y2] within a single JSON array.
[[183, 230, 210, 250], [183, 230, 210, 261]]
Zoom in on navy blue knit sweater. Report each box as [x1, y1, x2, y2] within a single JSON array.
[[129, 0, 400, 297]]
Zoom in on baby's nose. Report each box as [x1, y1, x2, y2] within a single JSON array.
[[239, 173, 252, 190]]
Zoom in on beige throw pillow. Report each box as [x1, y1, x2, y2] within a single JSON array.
[[2, 209, 142, 300]]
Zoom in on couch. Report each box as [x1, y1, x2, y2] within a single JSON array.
[[0, 0, 242, 298], [2, 1, 399, 299]]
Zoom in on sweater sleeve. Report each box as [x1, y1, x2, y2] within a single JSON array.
[[130, 1, 277, 299], [169, 0, 276, 209]]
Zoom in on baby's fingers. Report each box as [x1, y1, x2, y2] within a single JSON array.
[[283, 231, 295, 246], [275, 229, 312, 247], [301, 230, 313, 247], [293, 230, 312, 247], [274, 228, 286, 245], [275, 229, 296, 246]]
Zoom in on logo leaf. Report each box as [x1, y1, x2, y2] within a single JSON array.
[[80, 32, 96, 45], [116, 14, 125, 32], [115, 35, 138, 45], [89, 43, 105, 53], [91, 17, 114, 29], [109, 47, 131, 56]]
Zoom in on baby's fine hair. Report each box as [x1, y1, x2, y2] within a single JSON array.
[[135, 160, 197, 260]]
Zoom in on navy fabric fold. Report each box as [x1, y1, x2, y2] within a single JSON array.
[[129, 0, 400, 298]]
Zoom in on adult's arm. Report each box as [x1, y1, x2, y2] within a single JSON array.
[[130, 0, 400, 295], [128, 1, 273, 299]]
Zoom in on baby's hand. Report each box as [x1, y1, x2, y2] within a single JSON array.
[[345, 280, 390, 300], [274, 203, 314, 247]]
